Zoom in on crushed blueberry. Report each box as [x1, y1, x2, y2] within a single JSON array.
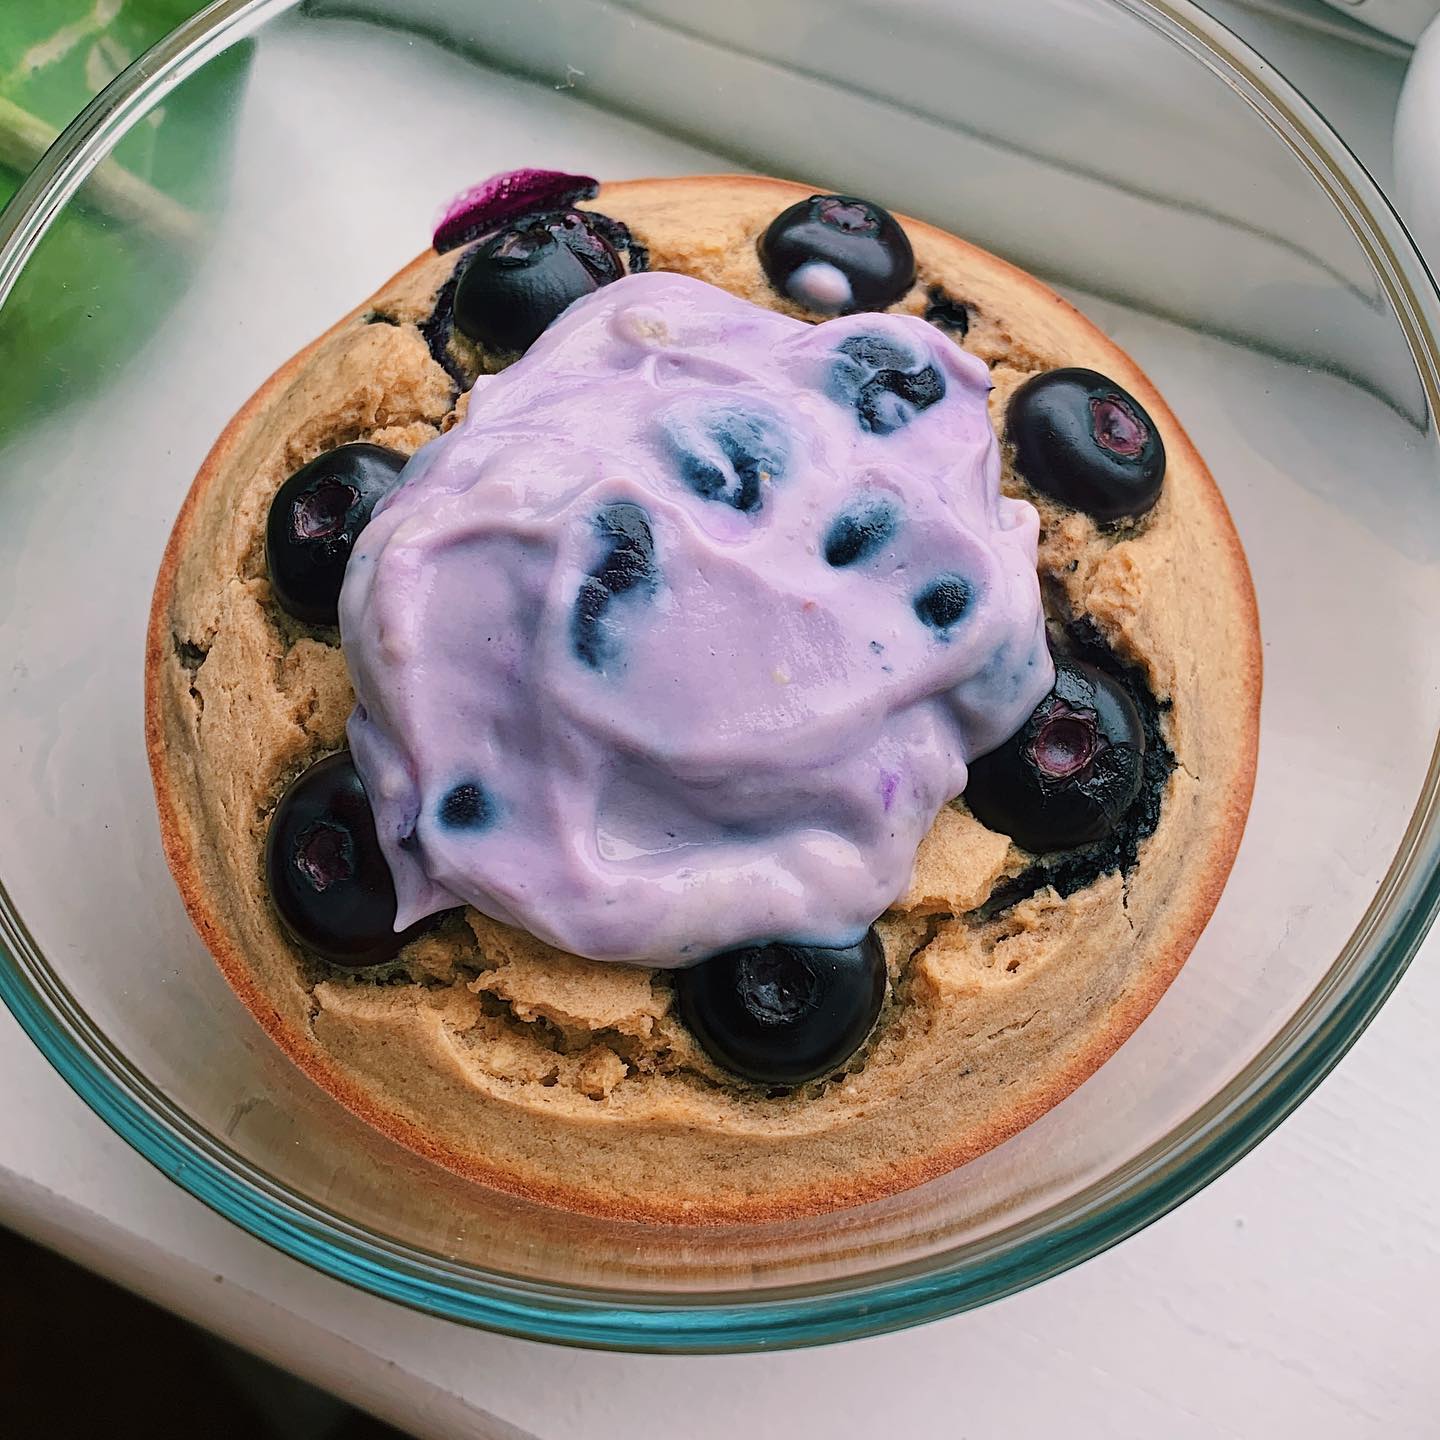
[[662, 404, 788, 513], [830, 333, 945, 435], [824, 495, 899, 567], [572, 502, 659, 671], [923, 287, 970, 336], [676, 930, 887, 1085], [758, 194, 914, 313], [265, 444, 407, 626], [914, 574, 971, 632], [1007, 368, 1165, 522]]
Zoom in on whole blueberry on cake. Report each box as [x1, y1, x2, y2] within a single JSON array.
[[146, 170, 1260, 1221]]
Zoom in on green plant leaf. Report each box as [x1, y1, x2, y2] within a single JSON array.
[[0, 2, 253, 438]]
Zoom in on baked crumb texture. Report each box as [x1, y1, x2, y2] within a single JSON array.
[[146, 176, 1260, 1222]]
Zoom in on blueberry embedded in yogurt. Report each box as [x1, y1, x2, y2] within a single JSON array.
[[438, 779, 496, 832], [829, 333, 947, 435], [759, 194, 915, 314], [340, 271, 1052, 967], [824, 494, 900, 568], [913, 574, 972, 634], [572, 502, 660, 671], [661, 400, 790, 514]]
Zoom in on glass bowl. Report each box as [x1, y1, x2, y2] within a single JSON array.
[[2, 0, 1439, 1353]]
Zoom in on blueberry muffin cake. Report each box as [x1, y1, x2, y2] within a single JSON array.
[[146, 172, 1260, 1221]]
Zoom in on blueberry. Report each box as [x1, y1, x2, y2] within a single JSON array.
[[572, 502, 658, 671], [758, 194, 915, 313], [663, 405, 788, 513], [830, 334, 945, 435], [453, 209, 622, 353], [965, 658, 1146, 852], [1007, 368, 1165, 522], [825, 495, 899, 567], [265, 444, 407, 626], [914, 574, 971, 632], [438, 780, 495, 832], [676, 930, 887, 1086], [265, 752, 414, 966]]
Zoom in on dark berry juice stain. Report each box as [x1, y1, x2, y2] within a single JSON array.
[[585, 210, 646, 272], [978, 618, 1176, 917], [173, 636, 209, 671], [923, 286, 970, 336], [421, 256, 476, 388]]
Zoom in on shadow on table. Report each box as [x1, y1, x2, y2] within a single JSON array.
[[0, 1225, 413, 1439]]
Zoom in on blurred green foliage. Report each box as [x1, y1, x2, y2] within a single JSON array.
[[0, 2, 252, 434]]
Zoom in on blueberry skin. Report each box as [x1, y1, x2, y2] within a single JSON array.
[[265, 444, 407, 627], [265, 752, 413, 966], [965, 658, 1146, 853], [572, 502, 658, 671], [758, 194, 915, 313], [1007, 368, 1165, 522], [453, 209, 622, 354], [676, 930, 887, 1086]]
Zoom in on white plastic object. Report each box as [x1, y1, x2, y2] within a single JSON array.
[[1395, 15, 1440, 267], [1314, 0, 1440, 42]]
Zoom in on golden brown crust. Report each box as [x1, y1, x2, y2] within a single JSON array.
[[145, 174, 1260, 1222]]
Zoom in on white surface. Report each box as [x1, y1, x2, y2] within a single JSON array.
[[4, 6, 1437, 1440], [1319, 0, 1440, 41], [5, 948, 1438, 1440], [1395, 16, 1440, 266], [1314, 0, 1440, 42]]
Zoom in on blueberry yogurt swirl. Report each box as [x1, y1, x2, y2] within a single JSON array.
[[337, 273, 1052, 972]]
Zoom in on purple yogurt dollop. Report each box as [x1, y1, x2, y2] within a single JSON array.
[[433, 168, 599, 252], [340, 272, 1053, 966]]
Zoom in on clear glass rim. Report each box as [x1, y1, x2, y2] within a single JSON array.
[[2, 0, 1438, 1353]]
